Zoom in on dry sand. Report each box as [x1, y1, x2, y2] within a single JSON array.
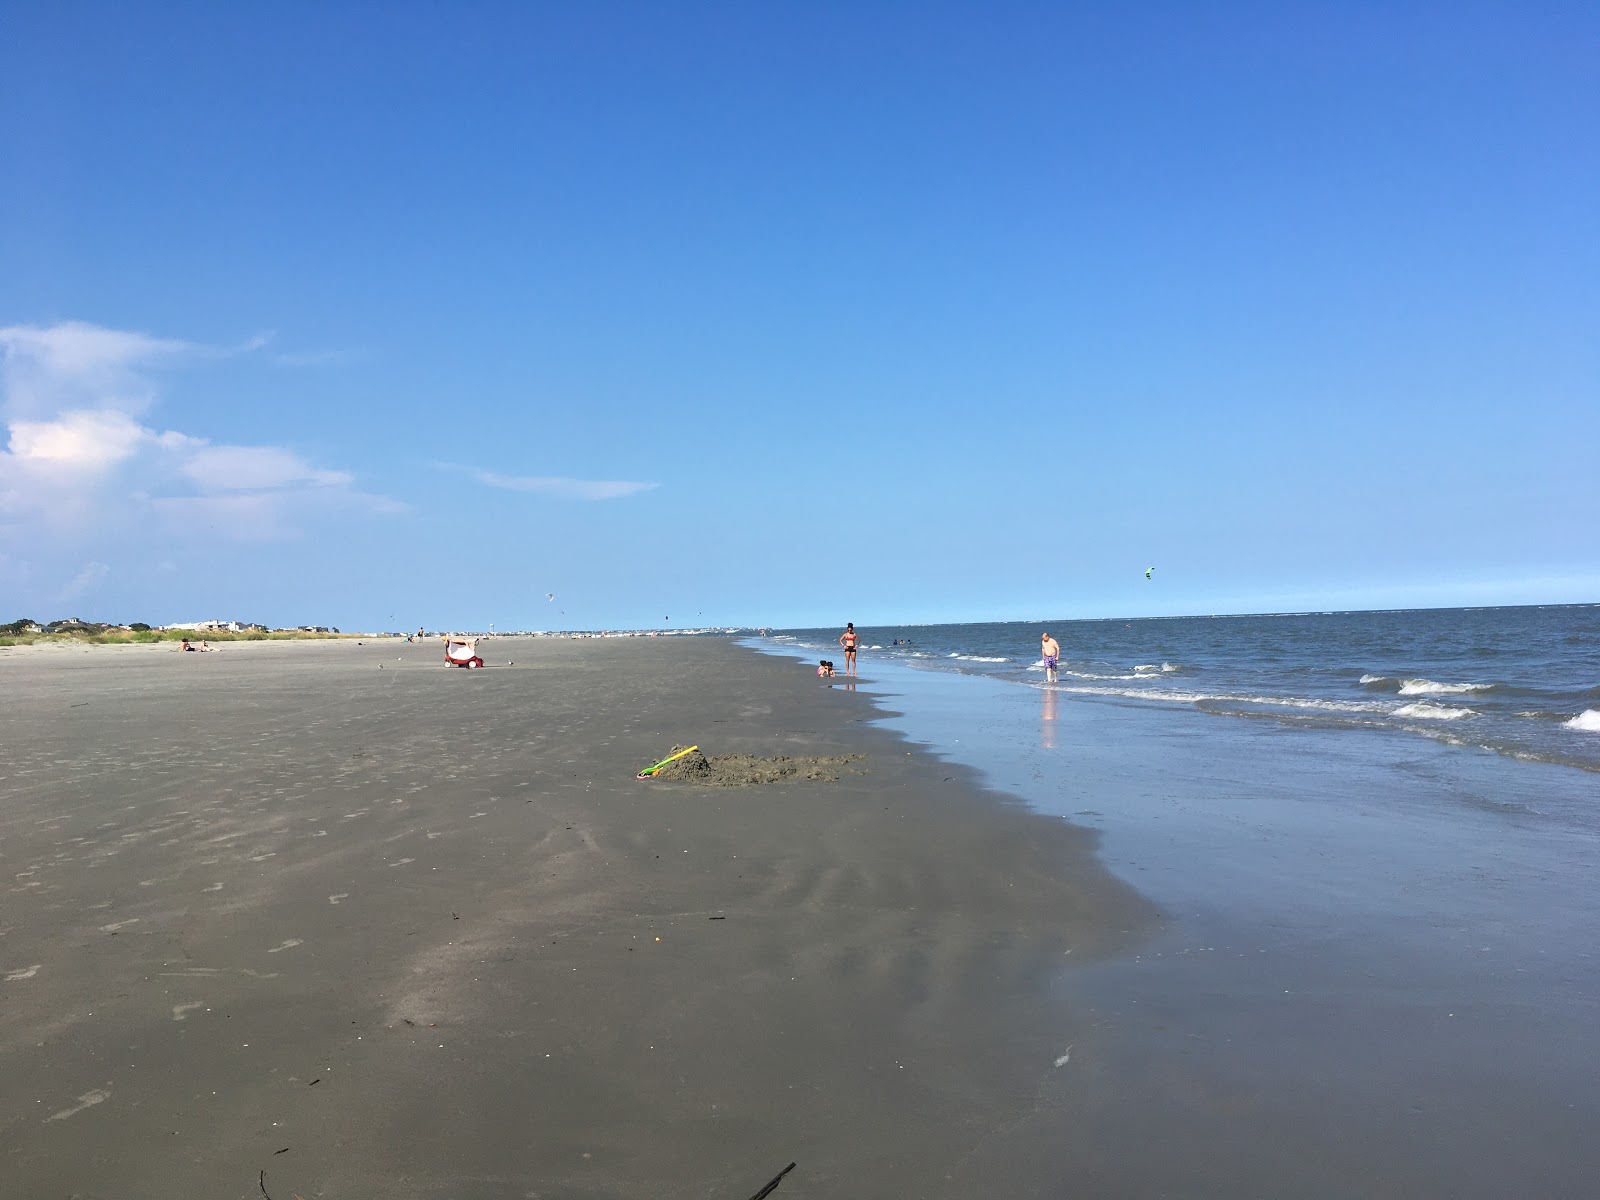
[[0, 636, 1152, 1199]]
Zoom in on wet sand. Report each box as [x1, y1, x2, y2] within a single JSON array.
[[0, 637, 1151, 1199]]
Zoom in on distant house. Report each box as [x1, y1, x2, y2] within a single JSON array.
[[46, 618, 106, 634]]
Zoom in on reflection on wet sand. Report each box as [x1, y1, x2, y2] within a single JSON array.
[[1041, 686, 1057, 749]]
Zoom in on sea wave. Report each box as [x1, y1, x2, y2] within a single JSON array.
[[1064, 671, 1158, 681], [1397, 678, 1494, 696], [1055, 684, 1390, 715], [951, 654, 1009, 663], [1564, 709, 1600, 733], [1394, 702, 1474, 721]]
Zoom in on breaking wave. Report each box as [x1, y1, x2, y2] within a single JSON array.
[[1397, 678, 1494, 696], [1564, 709, 1600, 733], [1394, 702, 1474, 721]]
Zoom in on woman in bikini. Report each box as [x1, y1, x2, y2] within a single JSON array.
[[839, 623, 860, 677]]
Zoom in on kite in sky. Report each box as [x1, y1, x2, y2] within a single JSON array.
[[1145, 566, 1155, 580]]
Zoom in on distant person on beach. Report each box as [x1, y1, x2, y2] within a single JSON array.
[[839, 623, 860, 677], [179, 638, 196, 652], [1041, 632, 1060, 684]]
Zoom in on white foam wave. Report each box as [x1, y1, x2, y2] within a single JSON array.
[[1134, 664, 1160, 673], [1056, 685, 1388, 715], [953, 655, 1009, 663], [1564, 709, 1600, 733], [1394, 702, 1474, 721], [1398, 678, 1492, 696], [1162, 663, 1180, 672], [1359, 673, 1390, 685]]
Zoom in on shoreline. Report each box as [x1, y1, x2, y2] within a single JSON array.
[[0, 635, 1153, 1198]]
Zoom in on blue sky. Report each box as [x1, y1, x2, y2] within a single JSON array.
[[2, 2, 1595, 631]]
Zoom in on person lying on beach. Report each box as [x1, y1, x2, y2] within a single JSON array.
[[818, 660, 835, 677], [179, 638, 196, 652]]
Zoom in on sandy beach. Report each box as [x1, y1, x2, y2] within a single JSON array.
[[0, 637, 1151, 1199]]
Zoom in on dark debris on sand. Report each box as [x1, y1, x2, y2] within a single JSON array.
[[646, 746, 865, 786]]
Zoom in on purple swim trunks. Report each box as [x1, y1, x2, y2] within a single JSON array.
[[1044, 655, 1059, 670]]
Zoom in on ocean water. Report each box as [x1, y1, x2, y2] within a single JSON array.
[[767, 604, 1600, 775], [749, 604, 1600, 1196]]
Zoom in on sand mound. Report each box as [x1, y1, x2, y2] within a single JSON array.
[[645, 745, 865, 786]]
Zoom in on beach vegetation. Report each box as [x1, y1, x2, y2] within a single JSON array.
[[0, 623, 360, 649]]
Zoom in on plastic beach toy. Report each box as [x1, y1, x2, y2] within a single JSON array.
[[637, 745, 699, 779]]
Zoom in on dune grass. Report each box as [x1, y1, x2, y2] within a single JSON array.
[[1, 629, 365, 648]]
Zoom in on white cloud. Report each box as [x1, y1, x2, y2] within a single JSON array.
[[7, 410, 150, 469], [182, 445, 353, 492], [0, 321, 192, 420], [0, 320, 401, 596], [468, 468, 658, 501]]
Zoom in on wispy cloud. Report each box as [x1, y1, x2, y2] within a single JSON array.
[[443, 463, 658, 501], [181, 445, 353, 492], [61, 560, 110, 601], [0, 321, 192, 419], [270, 347, 366, 368]]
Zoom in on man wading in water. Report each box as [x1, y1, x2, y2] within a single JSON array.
[[1041, 631, 1060, 684], [839, 623, 860, 677]]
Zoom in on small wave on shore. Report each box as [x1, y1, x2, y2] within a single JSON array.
[[1394, 701, 1474, 720], [1564, 709, 1600, 733], [1398, 678, 1494, 696], [1360, 674, 1493, 696]]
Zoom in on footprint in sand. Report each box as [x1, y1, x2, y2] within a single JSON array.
[[328, 894, 349, 905], [267, 939, 303, 954], [5, 964, 42, 980]]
